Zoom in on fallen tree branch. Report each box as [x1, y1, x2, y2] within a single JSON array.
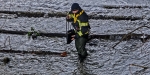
[[130, 64, 148, 69], [112, 25, 150, 48], [129, 64, 148, 75]]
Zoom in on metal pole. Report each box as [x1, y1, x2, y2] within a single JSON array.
[[66, 21, 68, 34], [68, 21, 70, 30], [69, 22, 72, 29]]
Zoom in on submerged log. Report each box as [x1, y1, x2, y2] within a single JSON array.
[[0, 49, 67, 56], [0, 10, 45, 17], [0, 29, 65, 37], [0, 10, 144, 20], [102, 5, 148, 9], [89, 15, 143, 20]]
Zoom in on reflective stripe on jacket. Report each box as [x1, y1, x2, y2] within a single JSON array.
[[67, 10, 90, 38]]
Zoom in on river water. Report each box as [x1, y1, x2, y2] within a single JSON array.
[[0, 0, 150, 75]]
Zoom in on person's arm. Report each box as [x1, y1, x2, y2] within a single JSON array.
[[66, 11, 73, 22]]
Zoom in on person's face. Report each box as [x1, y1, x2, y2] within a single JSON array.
[[72, 10, 78, 14]]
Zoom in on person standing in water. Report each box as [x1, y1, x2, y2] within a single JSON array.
[[66, 3, 91, 63]]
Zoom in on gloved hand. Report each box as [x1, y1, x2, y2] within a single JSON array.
[[66, 15, 70, 19], [66, 15, 73, 21]]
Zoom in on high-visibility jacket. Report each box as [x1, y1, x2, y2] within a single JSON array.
[[67, 10, 90, 39]]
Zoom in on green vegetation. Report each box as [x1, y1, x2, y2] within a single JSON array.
[[28, 27, 40, 39]]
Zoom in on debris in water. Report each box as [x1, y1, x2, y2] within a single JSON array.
[[60, 51, 67, 57]]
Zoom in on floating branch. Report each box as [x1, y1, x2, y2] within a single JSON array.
[[130, 64, 148, 69], [129, 64, 149, 75], [112, 25, 150, 48]]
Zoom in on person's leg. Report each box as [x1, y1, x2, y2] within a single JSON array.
[[75, 37, 88, 62]]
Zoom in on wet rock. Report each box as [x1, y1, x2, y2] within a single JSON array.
[[2, 57, 10, 64]]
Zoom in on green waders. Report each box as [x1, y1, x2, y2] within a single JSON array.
[[75, 37, 88, 62]]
